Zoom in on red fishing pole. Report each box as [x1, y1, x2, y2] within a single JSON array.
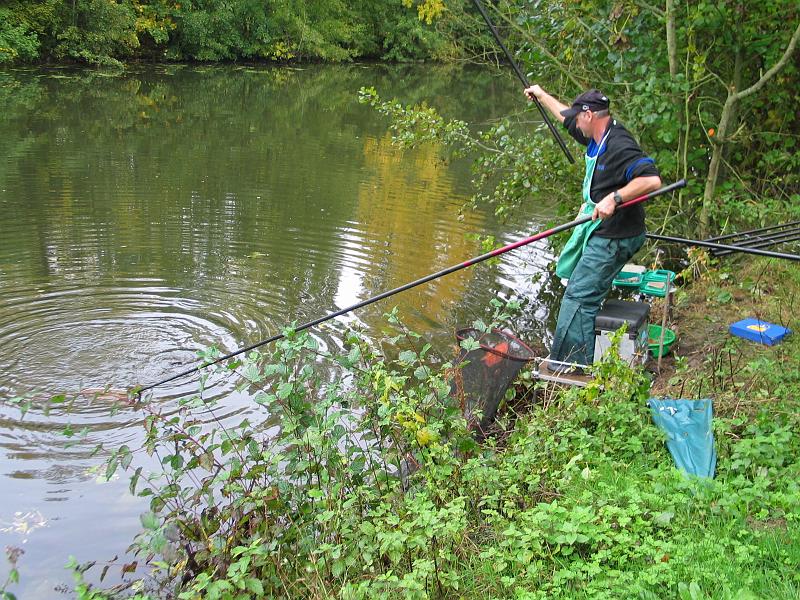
[[135, 179, 686, 395]]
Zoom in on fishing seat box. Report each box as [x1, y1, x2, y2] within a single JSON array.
[[594, 299, 650, 366]]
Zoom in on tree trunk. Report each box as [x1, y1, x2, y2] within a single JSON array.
[[699, 21, 800, 237], [664, 0, 686, 214], [700, 92, 735, 236], [665, 0, 677, 78]]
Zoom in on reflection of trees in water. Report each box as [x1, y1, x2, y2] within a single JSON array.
[[354, 131, 481, 332], [0, 64, 527, 326]]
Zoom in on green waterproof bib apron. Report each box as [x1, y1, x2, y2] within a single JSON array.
[[555, 129, 612, 279]]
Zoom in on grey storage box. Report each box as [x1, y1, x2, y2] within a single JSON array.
[[594, 299, 650, 365]]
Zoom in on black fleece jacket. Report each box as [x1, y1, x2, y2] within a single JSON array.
[[563, 115, 660, 238]]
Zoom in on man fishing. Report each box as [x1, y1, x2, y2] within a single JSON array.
[[524, 85, 661, 373]]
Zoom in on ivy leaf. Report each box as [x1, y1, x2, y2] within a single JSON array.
[[246, 579, 264, 595], [347, 345, 361, 364], [414, 366, 431, 380], [359, 521, 376, 536], [105, 457, 118, 481], [472, 319, 488, 332], [129, 467, 142, 495], [350, 455, 366, 474], [277, 382, 293, 400], [242, 363, 261, 382], [119, 445, 133, 470], [198, 452, 214, 471], [331, 559, 345, 578]]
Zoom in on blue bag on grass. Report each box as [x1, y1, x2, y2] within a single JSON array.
[[648, 398, 716, 478]]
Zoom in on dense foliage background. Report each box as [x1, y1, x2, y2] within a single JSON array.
[[367, 0, 800, 238], [0, 0, 470, 64], [496, 0, 800, 235]]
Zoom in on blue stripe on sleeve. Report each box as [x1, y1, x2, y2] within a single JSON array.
[[626, 157, 655, 181]]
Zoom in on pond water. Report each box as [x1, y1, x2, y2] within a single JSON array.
[[0, 63, 564, 596]]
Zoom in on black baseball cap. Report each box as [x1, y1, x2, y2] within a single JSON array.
[[560, 89, 610, 118]]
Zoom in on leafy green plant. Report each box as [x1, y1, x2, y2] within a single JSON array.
[[0, 9, 40, 63], [0, 0, 466, 64], [0, 547, 23, 600], [358, 86, 578, 221], [28, 302, 800, 599]]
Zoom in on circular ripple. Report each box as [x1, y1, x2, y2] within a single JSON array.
[[0, 284, 241, 397]]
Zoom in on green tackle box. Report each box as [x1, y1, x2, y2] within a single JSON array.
[[640, 269, 676, 297], [612, 264, 646, 288]]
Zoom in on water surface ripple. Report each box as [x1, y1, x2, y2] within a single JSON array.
[[0, 63, 559, 596]]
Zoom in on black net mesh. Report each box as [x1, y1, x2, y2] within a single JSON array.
[[453, 328, 538, 438]]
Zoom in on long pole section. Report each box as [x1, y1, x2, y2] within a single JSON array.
[[711, 229, 800, 256], [471, 0, 576, 164], [646, 233, 800, 261], [136, 180, 685, 395], [704, 219, 800, 242]]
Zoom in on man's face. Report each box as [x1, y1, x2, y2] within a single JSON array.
[[576, 110, 592, 137]]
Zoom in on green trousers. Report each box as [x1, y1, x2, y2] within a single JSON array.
[[550, 233, 646, 366]]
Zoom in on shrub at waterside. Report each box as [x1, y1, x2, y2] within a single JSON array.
[[354, 0, 800, 239], [33, 298, 797, 600], [0, 0, 465, 65]]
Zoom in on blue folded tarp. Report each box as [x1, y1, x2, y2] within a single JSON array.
[[648, 398, 716, 478]]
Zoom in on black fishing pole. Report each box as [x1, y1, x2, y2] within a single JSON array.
[[471, 0, 576, 164], [712, 230, 800, 257], [709, 224, 800, 244], [646, 233, 800, 262], [717, 225, 800, 245], [134, 180, 686, 396], [705, 219, 800, 242]]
